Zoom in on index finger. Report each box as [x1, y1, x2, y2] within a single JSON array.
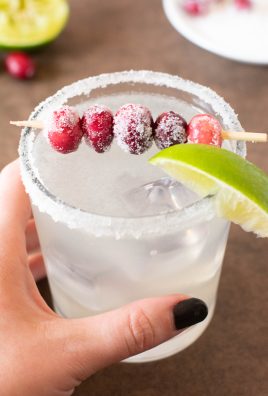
[[0, 159, 31, 244], [0, 160, 42, 291]]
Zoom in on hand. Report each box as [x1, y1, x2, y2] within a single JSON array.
[[0, 160, 208, 396]]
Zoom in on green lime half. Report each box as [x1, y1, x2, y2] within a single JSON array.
[[149, 144, 268, 237], [0, 0, 69, 50]]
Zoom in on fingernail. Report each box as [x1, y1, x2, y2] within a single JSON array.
[[173, 298, 208, 330]]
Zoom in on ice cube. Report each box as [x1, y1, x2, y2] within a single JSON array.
[[123, 177, 199, 216]]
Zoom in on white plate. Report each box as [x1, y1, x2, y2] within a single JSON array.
[[163, 0, 268, 64]]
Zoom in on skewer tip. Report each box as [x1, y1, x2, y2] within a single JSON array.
[[9, 120, 43, 129]]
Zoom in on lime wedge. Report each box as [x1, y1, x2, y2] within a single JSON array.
[[149, 144, 268, 237], [0, 0, 69, 50]]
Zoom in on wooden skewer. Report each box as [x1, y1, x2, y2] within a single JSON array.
[[10, 120, 268, 143], [10, 120, 43, 129], [222, 131, 267, 143]]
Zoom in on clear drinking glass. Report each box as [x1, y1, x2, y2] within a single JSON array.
[[19, 71, 245, 363]]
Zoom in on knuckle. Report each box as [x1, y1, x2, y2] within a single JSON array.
[[1, 162, 15, 178], [124, 305, 156, 356]]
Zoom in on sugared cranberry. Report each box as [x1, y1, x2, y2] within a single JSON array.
[[81, 105, 114, 153], [46, 106, 83, 154], [114, 104, 153, 155], [182, 0, 209, 16], [5, 52, 36, 80], [187, 114, 222, 147], [154, 111, 187, 149], [234, 0, 252, 10]]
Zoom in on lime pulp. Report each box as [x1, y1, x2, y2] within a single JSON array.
[[0, 0, 69, 50]]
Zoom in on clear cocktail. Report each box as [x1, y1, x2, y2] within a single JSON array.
[[19, 71, 245, 362]]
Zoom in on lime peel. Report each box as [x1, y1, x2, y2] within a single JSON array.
[[149, 144, 268, 237]]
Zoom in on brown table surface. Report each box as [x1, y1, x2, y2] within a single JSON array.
[[0, 1, 268, 395]]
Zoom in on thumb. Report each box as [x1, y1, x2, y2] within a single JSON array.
[[64, 295, 208, 378]]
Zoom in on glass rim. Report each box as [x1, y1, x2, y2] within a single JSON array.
[[19, 70, 246, 238]]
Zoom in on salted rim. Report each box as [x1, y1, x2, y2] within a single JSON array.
[[19, 70, 246, 238]]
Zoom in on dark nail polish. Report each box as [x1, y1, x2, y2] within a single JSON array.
[[173, 298, 208, 330]]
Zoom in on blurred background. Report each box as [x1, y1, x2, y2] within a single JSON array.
[[0, 1, 267, 395]]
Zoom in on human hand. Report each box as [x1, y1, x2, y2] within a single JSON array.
[[0, 160, 208, 396]]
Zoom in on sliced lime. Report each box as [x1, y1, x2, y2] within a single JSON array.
[[149, 144, 268, 237], [0, 0, 69, 50]]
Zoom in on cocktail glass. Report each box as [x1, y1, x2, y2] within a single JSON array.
[[19, 71, 245, 363]]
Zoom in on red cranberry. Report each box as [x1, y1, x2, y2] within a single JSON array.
[[46, 106, 83, 154], [81, 105, 114, 153], [234, 0, 252, 10], [114, 104, 153, 155], [154, 111, 187, 149], [182, 0, 209, 16], [187, 114, 222, 147], [5, 52, 36, 80]]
